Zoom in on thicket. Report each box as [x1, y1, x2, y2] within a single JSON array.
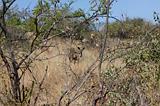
[[0, 0, 160, 106]]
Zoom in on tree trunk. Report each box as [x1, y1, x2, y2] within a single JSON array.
[[9, 67, 21, 102]]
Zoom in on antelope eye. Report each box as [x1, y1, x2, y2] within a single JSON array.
[[78, 47, 80, 50]]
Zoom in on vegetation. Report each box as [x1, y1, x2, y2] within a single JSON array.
[[0, 0, 160, 106]]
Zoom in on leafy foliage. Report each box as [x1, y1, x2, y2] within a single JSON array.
[[108, 18, 152, 39]]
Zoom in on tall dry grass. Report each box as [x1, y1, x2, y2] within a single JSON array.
[[2, 37, 159, 106], [0, 37, 102, 105]]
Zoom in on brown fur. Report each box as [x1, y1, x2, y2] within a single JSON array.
[[68, 46, 85, 64]]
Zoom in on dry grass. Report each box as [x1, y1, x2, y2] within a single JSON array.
[[1, 37, 159, 106], [23, 38, 100, 105], [0, 37, 127, 105]]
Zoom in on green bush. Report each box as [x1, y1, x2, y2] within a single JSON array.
[[108, 18, 152, 39]]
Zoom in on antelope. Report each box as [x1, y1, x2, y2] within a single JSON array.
[[68, 46, 85, 64]]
